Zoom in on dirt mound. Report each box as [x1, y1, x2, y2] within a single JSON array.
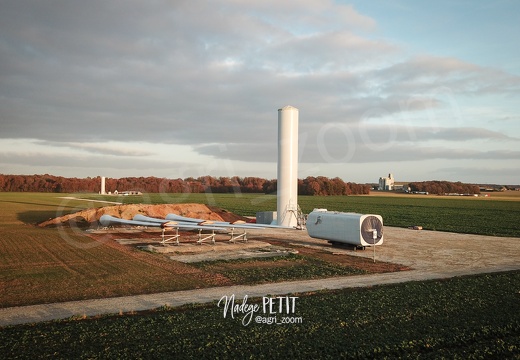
[[38, 203, 249, 227]]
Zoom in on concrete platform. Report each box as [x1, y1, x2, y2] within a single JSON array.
[[170, 246, 298, 263], [136, 239, 274, 254]]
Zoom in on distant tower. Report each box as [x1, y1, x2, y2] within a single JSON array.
[[277, 106, 299, 227], [101, 176, 106, 195]]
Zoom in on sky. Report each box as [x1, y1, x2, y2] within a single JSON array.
[[1, 0, 519, 185]]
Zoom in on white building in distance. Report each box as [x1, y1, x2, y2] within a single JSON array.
[[378, 173, 395, 191]]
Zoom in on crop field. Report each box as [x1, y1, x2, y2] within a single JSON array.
[[0, 193, 231, 307], [1, 271, 519, 358]]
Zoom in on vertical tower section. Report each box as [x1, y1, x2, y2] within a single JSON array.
[[277, 105, 299, 227], [101, 176, 106, 195]]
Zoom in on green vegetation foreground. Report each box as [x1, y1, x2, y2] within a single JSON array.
[[1, 271, 519, 359]]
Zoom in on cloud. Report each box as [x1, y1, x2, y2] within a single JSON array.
[[197, 138, 520, 167], [0, 151, 185, 171], [196, 124, 519, 163], [436, 166, 520, 180], [0, 1, 518, 183], [376, 56, 520, 96], [35, 141, 156, 157]]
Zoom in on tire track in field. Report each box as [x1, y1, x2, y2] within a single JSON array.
[[24, 234, 82, 276], [86, 232, 235, 287]]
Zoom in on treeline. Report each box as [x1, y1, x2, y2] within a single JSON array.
[[408, 181, 480, 195], [0, 174, 370, 195], [299, 176, 370, 195]]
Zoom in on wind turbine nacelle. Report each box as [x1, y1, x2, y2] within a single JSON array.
[[306, 209, 383, 246]]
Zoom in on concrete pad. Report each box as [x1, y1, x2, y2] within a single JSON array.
[[171, 246, 298, 263], [138, 240, 273, 254]]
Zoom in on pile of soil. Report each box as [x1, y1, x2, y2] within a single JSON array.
[[38, 203, 249, 227]]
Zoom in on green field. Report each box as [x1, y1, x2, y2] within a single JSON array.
[[1, 271, 519, 359], [84, 192, 520, 237], [4, 191, 517, 237]]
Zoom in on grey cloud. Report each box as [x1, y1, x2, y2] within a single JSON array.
[[0, 1, 400, 144], [333, 124, 518, 143], [436, 166, 520, 179], [0, 151, 187, 171], [195, 124, 518, 163], [35, 141, 156, 157], [376, 56, 520, 95], [421, 127, 518, 142], [260, 31, 400, 74], [199, 140, 520, 164], [196, 142, 275, 163], [1, 0, 518, 172], [348, 146, 519, 163], [301, 123, 518, 150]]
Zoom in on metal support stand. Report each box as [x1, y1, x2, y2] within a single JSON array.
[[229, 228, 247, 243], [196, 229, 215, 245], [161, 227, 180, 246]]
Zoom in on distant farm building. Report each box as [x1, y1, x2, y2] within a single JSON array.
[[113, 190, 143, 196], [378, 173, 395, 191]]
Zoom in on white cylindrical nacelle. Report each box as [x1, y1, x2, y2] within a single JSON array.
[[277, 106, 299, 227], [306, 209, 384, 246], [101, 176, 106, 195]]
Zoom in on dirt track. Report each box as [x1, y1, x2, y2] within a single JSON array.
[[0, 226, 519, 326]]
